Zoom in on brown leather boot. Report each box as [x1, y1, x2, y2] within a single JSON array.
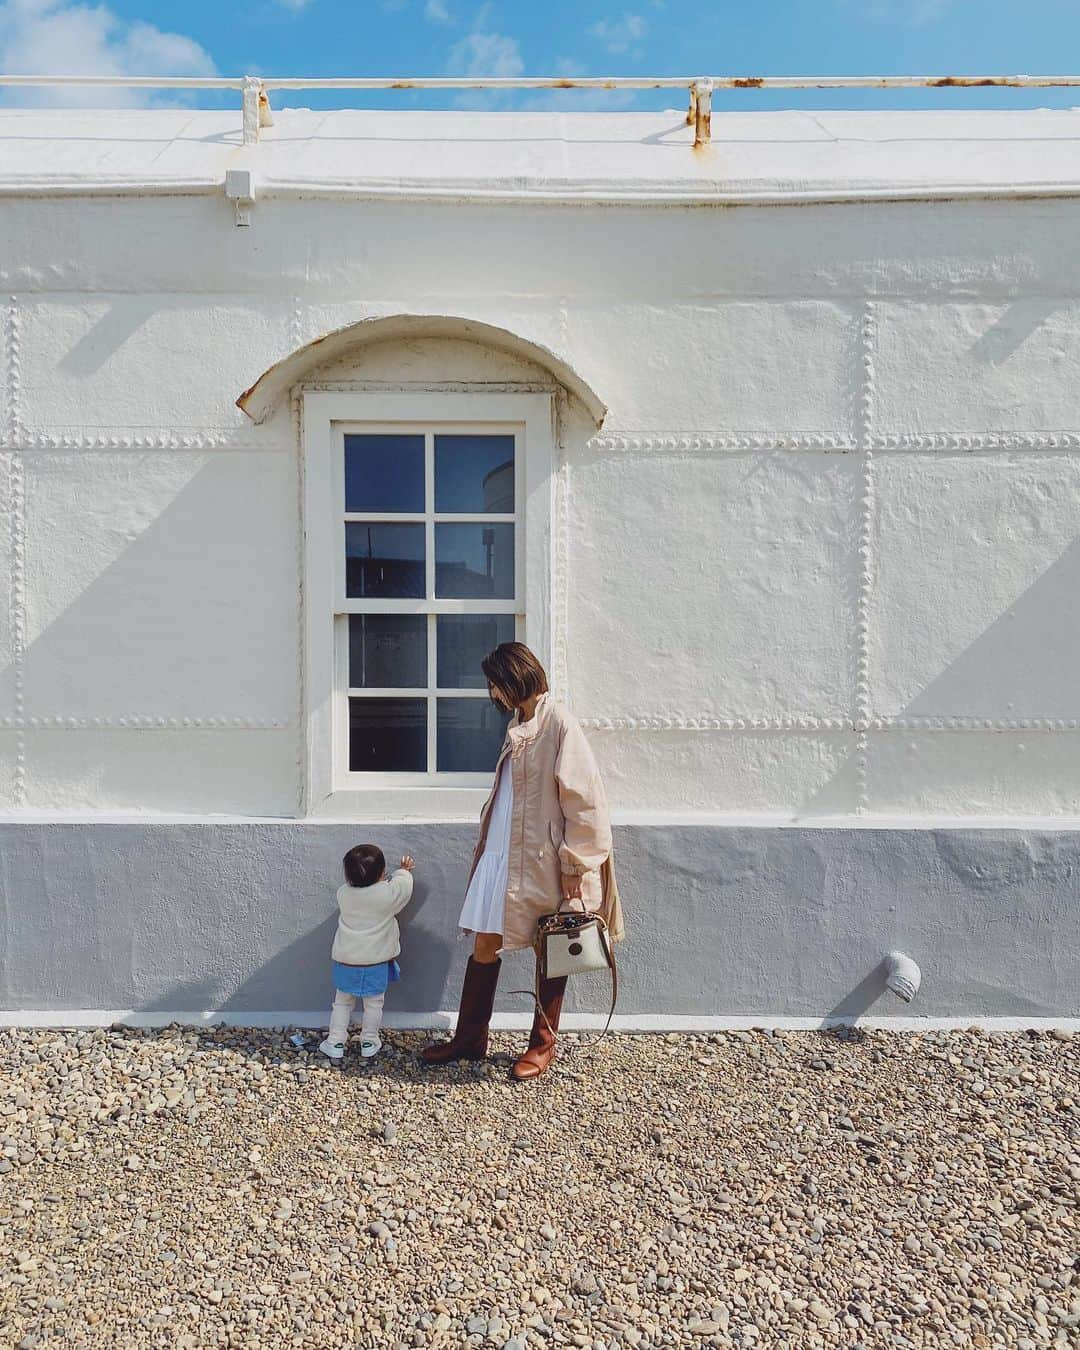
[[420, 956, 501, 1064], [510, 974, 568, 1081]]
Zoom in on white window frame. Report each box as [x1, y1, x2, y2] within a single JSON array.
[[302, 390, 555, 817]]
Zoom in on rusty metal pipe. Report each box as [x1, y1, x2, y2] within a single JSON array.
[[253, 74, 1080, 91], [3, 73, 1080, 91], [3, 72, 1080, 151], [693, 79, 713, 148]]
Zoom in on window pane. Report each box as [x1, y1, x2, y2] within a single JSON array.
[[346, 523, 425, 598], [344, 434, 424, 513], [349, 697, 427, 772], [435, 434, 515, 514], [437, 699, 511, 772], [435, 523, 514, 599], [349, 615, 427, 689], [437, 614, 515, 689]]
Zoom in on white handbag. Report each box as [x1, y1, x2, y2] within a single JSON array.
[[530, 905, 618, 1041], [539, 909, 613, 979]]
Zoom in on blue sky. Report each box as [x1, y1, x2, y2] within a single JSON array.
[[3, 0, 1080, 113]]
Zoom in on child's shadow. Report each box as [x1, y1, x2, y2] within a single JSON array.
[[144, 871, 457, 1021]]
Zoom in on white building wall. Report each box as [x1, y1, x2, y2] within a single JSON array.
[[3, 195, 1080, 820]]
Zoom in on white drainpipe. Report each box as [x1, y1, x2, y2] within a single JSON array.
[[885, 951, 922, 1003]]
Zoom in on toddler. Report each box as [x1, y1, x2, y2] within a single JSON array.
[[319, 845, 415, 1060]]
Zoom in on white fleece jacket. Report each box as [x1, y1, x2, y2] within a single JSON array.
[[331, 868, 414, 966]]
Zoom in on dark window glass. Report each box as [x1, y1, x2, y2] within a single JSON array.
[[346, 523, 425, 598], [349, 614, 427, 689], [349, 698, 427, 772], [434, 434, 515, 514], [437, 699, 511, 772], [437, 614, 515, 689], [344, 434, 425, 513], [434, 523, 514, 599]]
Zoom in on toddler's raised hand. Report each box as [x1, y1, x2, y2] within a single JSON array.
[[400, 854, 415, 872]]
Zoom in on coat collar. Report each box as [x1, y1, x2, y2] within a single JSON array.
[[508, 690, 551, 743]]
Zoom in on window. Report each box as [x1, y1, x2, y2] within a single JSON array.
[[303, 391, 555, 815], [341, 427, 518, 776]]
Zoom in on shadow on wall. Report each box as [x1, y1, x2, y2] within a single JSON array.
[[968, 299, 1063, 366], [5, 819, 1080, 1020], [57, 297, 173, 378], [12, 454, 297, 814], [822, 958, 893, 1025], [141, 865, 462, 1023], [901, 535, 1080, 719], [796, 471, 1080, 820]]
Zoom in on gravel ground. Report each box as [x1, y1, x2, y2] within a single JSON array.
[[0, 1025, 1077, 1349]]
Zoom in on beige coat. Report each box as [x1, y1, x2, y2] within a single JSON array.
[[464, 691, 625, 952]]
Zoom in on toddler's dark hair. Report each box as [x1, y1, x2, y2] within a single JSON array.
[[343, 844, 386, 888]]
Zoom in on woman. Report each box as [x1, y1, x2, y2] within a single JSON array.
[[421, 642, 624, 1081]]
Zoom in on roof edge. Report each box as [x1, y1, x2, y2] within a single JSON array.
[[6, 177, 1080, 208]]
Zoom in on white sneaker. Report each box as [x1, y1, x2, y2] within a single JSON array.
[[360, 1035, 382, 1058], [319, 1038, 346, 1060]]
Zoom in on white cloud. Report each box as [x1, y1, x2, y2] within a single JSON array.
[[425, 0, 451, 20], [447, 28, 523, 80], [443, 4, 524, 108], [0, 0, 216, 106], [590, 12, 647, 54]]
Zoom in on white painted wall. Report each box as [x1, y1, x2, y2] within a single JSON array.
[[3, 176, 1080, 820]]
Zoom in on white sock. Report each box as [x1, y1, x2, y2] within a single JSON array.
[[328, 990, 355, 1044], [361, 993, 384, 1041]]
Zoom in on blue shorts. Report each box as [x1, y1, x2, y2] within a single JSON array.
[[332, 959, 401, 999]]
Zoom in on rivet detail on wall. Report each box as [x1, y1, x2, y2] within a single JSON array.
[[289, 293, 305, 356], [589, 432, 858, 453], [10, 431, 266, 451], [853, 301, 877, 814], [5, 297, 25, 801], [5, 294, 22, 445], [578, 715, 1080, 733], [18, 717, 289, 730], [580, 717, 852, 732], [873, 717, 1080, 732], [589, 431, 1080, 454], [872, 432, 1080, 450], [291, 384, 306, 814], [9, 455, 26, 805], [553, 458, 570, 701]]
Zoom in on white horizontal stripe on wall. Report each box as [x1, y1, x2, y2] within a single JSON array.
[[3, 1010, 1078, 1033]]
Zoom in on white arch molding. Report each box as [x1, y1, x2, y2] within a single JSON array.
[[236, 313, 608, 428]]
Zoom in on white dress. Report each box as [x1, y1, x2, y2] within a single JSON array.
[[458, 759, 513, 935]]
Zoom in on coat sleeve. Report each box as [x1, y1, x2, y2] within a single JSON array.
[[554, 716, 612, 876], [388, 869, 414, 914]]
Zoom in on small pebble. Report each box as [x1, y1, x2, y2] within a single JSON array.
[[0, 1024, 1071, 1346]]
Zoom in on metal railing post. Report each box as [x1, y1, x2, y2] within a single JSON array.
[[242, 76, 262, 146], [693, 78, 713, 148]]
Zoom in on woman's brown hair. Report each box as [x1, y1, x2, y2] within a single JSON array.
[[482, 642, 549, 709]]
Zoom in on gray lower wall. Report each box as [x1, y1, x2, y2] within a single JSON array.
[[1, 823, 1077, 1020]]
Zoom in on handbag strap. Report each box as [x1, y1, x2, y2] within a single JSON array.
[[508, 912, 618, 1053]]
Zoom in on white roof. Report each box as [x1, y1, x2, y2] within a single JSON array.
[[3, 106, 1080, 203]]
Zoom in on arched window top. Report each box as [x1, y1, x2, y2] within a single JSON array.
[[237, 312, 608, 428]]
